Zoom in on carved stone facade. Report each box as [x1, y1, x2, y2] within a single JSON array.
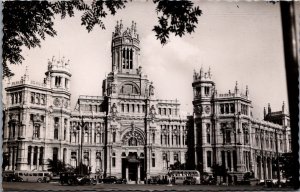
[[3, 21, 188, 183], [3, 21, 290, 184], [192, 67, 291, 183]]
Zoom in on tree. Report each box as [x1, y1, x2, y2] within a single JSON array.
[[3, 0, 202, 77], [273, 152, 293, 179], [47, 158, 74, 175]]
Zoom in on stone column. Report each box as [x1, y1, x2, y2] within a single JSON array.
[[30, 148, 34, 170], [36, 147, 40, 170], [126, 165, 129, 181], [137, 164, 140, 183], [8, 147, 13, 170]]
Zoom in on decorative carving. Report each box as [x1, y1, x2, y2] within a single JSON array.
[[149, 105, 156, 120], [149, 82, 155, 96], [53, 98, 61, 107], [194, 105, 202, 114], [64, 100, 68, 108], [205, 106, 210, 114]]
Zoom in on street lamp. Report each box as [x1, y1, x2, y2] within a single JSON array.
[[76, 115, 88, 175]]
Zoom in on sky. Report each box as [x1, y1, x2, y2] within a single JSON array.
[[6, 1, 290, 119]]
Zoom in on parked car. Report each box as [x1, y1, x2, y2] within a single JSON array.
[[147, 177, 159, 184], [59, 172, 78, 185], [76, 175, 97, 185], [183, 177, 196, 185], [3, 174, 23, 182], [115, 178, 127, 184], [102, 176, 118, 184]]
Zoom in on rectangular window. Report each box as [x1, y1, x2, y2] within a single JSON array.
[[53, 147, 58, 162], [207, 151, 212, 167], [169, 108, 172, 115], [112, 157, 116, 167], [205, 87, 210, 95], [152, 158, 155, 167]]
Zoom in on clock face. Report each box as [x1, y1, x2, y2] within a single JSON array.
[[205, 106, 211, 114]]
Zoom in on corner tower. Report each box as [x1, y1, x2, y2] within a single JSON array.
[[192, 67, 215, 174], [111, 20, 140, 74]]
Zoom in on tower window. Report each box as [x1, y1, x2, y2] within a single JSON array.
[[205, 87, 210, 95]]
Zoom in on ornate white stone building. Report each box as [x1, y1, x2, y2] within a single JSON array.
[[2, 21, 291, 183], [192, 68, 291, 183], [3, 21, 189, 183]]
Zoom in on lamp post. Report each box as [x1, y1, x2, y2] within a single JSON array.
[[76, 115, 88, 175]]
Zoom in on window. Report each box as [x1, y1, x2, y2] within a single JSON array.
[[27, 146, 32, 165], [225, 104, 229, 114], [121, 104, 124, 112], [112, 152, 116, 167], [33, 124, 40, 138], [152, 133, 155, 143], [33, 147, 38, 165], [230, 103, 235, 113], [127, 104, 130, 112], [132, 104, 135, 112], [39, 147, 44, 165], [152, 153, 155, 167], [11, 93, 14, 104], [204, 86, 210, 95], [112, 132, 116, 143], [169, 108, 172, 115], [137, 105, 140, 113], [207, 151, 212, 167], [225, 130, 231, 143], [54, 117, 59, 140], [220, 104, 224, 114], [159, 108, 161, 115], [206, 124, 211, 144], [31, 93, 35, 103], [53, 147, 58, 162], [174, 153, 178, 162]]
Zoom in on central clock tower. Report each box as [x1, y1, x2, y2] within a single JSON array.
[[111, 20, 140, 74]]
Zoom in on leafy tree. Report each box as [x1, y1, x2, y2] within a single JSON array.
[[47, 158, 74, 175], [170, 161, 186, 170], [272, 153, 293, 179], [3, 0, 202, 77]]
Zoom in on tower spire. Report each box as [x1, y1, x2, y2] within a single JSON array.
[[234, 81, 239, 94]]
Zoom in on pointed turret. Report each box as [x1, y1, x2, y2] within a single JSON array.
[[268, 103, 271, 114], [234, 81, 239, 94], [245, 85, 249, 96], [263, 107, 266, 118], [282, 101, 285, 113]]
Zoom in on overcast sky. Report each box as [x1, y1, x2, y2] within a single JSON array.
[[7, 1, 290, 119]]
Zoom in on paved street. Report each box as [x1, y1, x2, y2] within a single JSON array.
[[2, 182, 293, 191]]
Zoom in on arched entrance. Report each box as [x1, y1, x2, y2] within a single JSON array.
[[120, 127, 145, 183]]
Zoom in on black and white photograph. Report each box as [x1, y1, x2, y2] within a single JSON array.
[[1, 0, 299, 191]]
